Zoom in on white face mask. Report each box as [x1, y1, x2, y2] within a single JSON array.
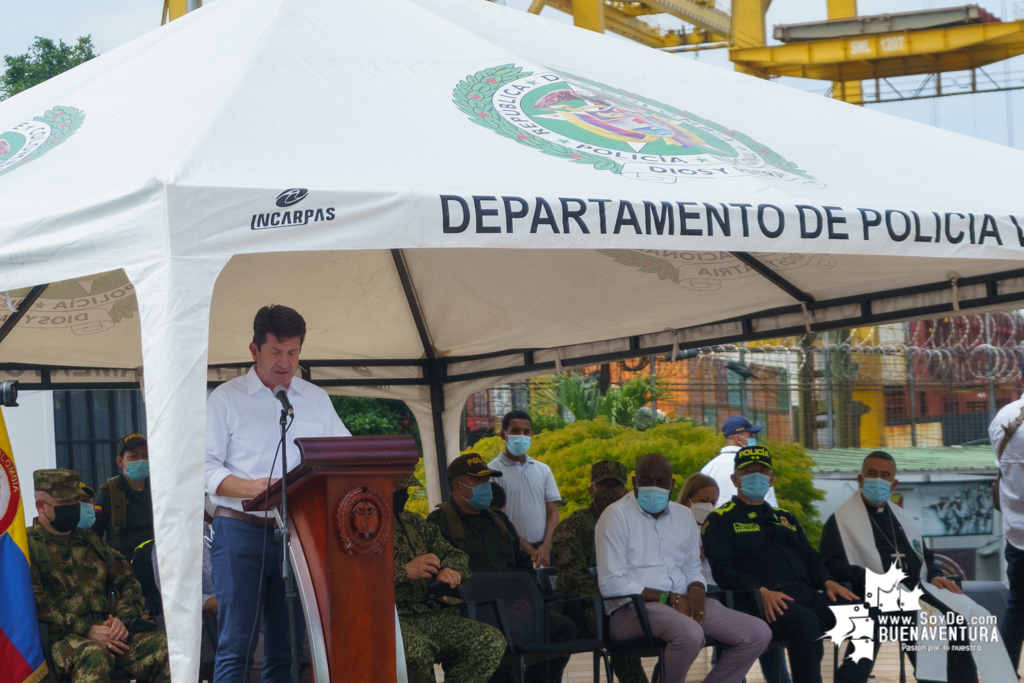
[[689, 501, 715, 524]]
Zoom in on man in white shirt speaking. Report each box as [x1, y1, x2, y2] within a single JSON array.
[[596, 453, 771, 682], [206, 305, 350, 683], [701, 415, 777, 508]]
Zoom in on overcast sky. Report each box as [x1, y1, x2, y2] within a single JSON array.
[[1, 0, 1021, 148]]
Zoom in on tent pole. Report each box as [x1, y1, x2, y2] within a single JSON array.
[[0, 284, 48, 346], [730, 252, 814, 303], [390, 249, 450, 497]]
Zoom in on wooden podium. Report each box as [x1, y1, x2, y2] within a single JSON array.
[[244, 435, 419, 682]]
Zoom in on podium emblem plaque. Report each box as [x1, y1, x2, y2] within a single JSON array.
[[335, 485, 390, 554]]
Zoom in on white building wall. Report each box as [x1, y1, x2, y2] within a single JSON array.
[[2, 390, 57, 520]]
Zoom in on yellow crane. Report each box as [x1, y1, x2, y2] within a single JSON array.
[[161, 1, 1024, 106]]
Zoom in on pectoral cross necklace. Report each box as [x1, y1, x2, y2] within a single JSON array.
[[868, 506, 905, 569]]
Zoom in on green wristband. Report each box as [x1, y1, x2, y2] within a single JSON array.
[[658, 592, 669, 604]]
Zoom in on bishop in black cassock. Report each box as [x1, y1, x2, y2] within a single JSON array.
[[819, 455, 978, 683]]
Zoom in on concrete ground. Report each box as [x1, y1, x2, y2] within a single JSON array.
[[434, 640, 943, 681]]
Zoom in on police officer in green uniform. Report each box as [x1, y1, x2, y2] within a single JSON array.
[[551, 460, 647, 683], [393, 473, 506, 683], [701, 446, 858, 683], [428, 453, 578, 683], [93, 433, 154, 559], [29, 468, 170, 683]]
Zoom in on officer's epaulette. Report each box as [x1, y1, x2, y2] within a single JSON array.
[[772, 506, 793, 517], [711, 501, 735, 516]]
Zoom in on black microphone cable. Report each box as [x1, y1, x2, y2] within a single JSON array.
[[240, 413, 293, 683]]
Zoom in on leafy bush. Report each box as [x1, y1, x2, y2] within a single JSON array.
[[452, 418, 825, 547], [531, 373, 670, 430]]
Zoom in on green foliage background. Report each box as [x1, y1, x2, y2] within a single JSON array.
[[1, 37, 97, 100], [406, 417, 824, 547]]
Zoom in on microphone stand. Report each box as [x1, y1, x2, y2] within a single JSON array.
[[275, 405, 301, 683]]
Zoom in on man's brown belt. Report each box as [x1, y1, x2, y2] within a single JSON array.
[[214, 506, 276, 528]]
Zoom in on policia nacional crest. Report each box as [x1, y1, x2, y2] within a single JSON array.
[[453, 64, 819, 186], [0, 106, 85, 180]]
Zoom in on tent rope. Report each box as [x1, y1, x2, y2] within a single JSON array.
[[950, 277, 961, 312], [4, 291, 16, 314]]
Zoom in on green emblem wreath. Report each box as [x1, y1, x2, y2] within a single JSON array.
[[452, 64, 624, 174], [0, 105, 86, 179], [453, 64, 813, 180]]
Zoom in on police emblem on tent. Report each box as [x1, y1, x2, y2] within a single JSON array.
[[454, 65, 820, 186], [0, 106, 85, 180]]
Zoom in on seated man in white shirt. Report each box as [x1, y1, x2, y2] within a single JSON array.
[[596, 453, 771, 683]]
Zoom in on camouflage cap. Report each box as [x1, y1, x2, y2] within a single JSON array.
[[34, 469, 82, 504], [397, 474, 422, 489], [591, 460, 628, 485]]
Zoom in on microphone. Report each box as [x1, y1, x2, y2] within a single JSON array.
[[273, 386, 294, 416]]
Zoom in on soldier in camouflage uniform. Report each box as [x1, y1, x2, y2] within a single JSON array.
[[394, 474, 506, 683], [551, 460, 648, 683], [29, 469, 169, 683]]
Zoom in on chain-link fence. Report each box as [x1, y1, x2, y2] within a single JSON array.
[[462, 314, 1024, 450]]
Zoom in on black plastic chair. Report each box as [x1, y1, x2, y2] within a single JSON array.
[[536, 567, 558, 596], [458, 571, 610, 683], [587, 567, 667, 682]]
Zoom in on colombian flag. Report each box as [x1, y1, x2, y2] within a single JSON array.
[[0, 408, 48, 683]]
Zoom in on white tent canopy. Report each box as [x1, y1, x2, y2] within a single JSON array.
[[2, 0, 1023, 679]]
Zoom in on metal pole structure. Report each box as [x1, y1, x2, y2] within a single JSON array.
[[739, 348, 748, 416], [649, 355, 657, 420], [1005, 0, 1016, 148], [824, 333, 835, 448], [988, 314, 998, 419], [907, 348, 918, 448]]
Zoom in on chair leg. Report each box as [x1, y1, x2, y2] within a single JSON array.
[[592, 651, 599, 683], [519, 654, 527, 683], [899, 646, 906, 683], [604, 653, 612, 683]]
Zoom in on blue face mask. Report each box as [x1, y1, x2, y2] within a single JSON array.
[[461, 481, 493, 511], [747, 437, 757, 447], [739, 472, 771, 501], [636, 486, 671, 515], [506, 435, 531, 457], [861, 478, 892, 506], [124, 460, 150, 481], [78, 502, 96, 529]]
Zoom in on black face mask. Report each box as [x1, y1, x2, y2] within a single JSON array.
[[393, 489, 410, 515], [593, 489, 625, 513], [48, 503, 81, 532]]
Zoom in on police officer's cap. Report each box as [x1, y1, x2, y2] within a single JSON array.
[[117, 433, 147, 456], [734, 445, 773, 471], [447, 453, 503, 479]]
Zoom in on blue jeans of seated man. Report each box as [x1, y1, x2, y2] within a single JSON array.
[[1002, 541, 1024, 673], [212, 517, 306, 683]]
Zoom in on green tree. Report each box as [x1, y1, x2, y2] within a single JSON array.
[[459, 418, 826, 547], [532, 372, 672, 430], [332, 397, 431, 515], [0, 36, 97, 101]]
